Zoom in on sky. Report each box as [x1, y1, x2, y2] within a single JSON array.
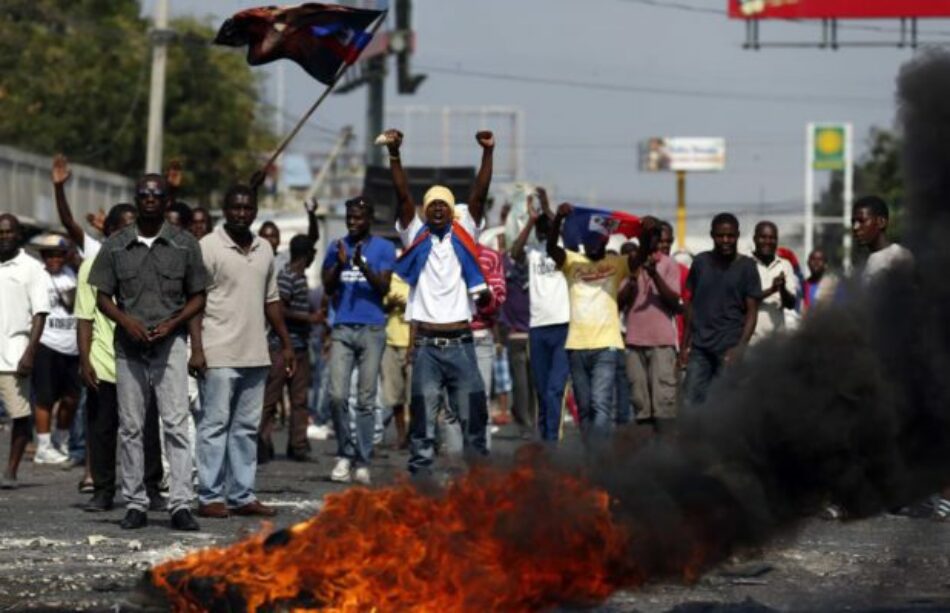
[[141, 0, 949, 218]]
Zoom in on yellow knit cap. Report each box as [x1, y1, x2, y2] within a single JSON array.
[[423, 185, 456, 220]]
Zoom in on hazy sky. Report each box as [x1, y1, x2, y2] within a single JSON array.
[[142, 0, 947, 217]]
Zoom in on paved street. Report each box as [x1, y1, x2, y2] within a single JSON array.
[[1, 421, 950, 612]]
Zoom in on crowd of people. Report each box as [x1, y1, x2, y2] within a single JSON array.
[[0, 128, 939, 532]]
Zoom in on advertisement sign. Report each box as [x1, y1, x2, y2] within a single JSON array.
[[729, 0, 950, 19], [640, 138, 726, 173], [812, 125, 846, 171]]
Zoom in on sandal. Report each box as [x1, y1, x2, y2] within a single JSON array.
[[78, 478, 94, 494]]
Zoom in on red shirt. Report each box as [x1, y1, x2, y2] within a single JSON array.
[[471, 245, 507, 331]]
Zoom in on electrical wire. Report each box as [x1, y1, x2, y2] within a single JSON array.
[[415, 64, 889, 108]]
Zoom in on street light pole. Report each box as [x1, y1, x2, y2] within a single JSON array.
[[145, 0, 170, 174]]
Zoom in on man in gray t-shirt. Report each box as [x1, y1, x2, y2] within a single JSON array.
[[681, 213, 761, 408]]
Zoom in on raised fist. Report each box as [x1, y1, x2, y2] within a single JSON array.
[[476, 130, 495, 149], [51, 154, 71, 186]]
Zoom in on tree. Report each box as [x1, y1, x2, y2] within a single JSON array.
[[0, 1, 275, 201]]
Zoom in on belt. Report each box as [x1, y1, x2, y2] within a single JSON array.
[[414, 334, 473, 348]]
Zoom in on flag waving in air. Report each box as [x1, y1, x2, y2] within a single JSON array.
[[214, 3, 386, 85], [561, 206, 642, 251]]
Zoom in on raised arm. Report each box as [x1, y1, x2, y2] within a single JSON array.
[[467, 131, 495, 225], [52, 155, 85, 249], [546, 203, 572, 269], [536, 186, 554, 219], [304, 198, 321, 244], [165, 159, 183, 205], [384, 129, 416, 228], [509, 197, 539, 263]]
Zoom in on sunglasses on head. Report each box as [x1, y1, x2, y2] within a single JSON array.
[[136, 188, 167, 199]]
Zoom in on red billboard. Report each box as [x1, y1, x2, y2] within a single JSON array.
[[729, 0, 950, 19]]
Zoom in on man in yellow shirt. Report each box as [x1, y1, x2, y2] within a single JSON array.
[[379, 273, 411, 447], [547, 204, 632, 445]]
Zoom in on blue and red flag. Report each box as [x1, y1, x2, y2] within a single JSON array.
[[214, 3, 385, 85], [561, 206, 642, 251]]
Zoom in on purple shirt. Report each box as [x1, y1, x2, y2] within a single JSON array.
[[624, 252, 681, 348], [500, 255, 530, 334]]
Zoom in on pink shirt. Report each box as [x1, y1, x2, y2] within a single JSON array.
[[624, 253, 681, 348]]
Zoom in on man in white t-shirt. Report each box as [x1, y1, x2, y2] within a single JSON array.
[[509, 188, 571, 442], [384, 128, 495, 476], [30, 235, 82, 465], [750, 221, 799, 344], [852, 196, 914, 284], [0, 215, 50, 489]]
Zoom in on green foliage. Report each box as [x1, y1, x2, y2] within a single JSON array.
[[0, 2, 275, 202]]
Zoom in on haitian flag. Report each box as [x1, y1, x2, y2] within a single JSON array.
[[214, 3, 385, 85], [561, 206, 642, 251]]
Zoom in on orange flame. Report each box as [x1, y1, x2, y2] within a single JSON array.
[[150, 455, 651, 612]]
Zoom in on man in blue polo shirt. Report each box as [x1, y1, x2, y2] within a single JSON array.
[[321, 196, 395, 484]]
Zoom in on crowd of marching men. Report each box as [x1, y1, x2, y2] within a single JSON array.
[[1, 128, 943, 531]]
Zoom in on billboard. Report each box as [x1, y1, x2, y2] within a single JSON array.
[[640, 138, 726, 173], [729, 0, 950, 19]]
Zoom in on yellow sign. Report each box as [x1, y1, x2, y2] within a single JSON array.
[[813, 125, 846, 171]]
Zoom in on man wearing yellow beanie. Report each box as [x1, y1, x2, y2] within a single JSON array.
[[385, 128, 497, 476]]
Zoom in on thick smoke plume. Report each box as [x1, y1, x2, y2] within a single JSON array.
[[579, 48, 950, 580]]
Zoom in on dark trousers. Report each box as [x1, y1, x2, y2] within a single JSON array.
[[507, 338, 537, 431], [614, 349, 632, 425], [86, 382, 163, 499], [683, 347, 726, 409], [262, 349, 312, 456], [529, 324, 571, 441]]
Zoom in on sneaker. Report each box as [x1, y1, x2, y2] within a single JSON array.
[[34, 446, 70, 465], [330, 458, 352, 483], [353, 467, 371, 485], [307, 424, 331, 440], [932, 497, 950, 522]]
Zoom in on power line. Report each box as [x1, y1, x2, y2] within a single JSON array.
[[416, 64, 889, 108]]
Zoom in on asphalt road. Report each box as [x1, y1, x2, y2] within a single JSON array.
[[1, 420, 949, 612]]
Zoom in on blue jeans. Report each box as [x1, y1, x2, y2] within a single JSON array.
[[568, 348, 618, 444], [409, 340, 488, 474], [683, 347, 725, 409], [529, 324, 571, 441], [615, 350, 632, 425], [308, 332, 330, 426], [195, 366, 268, 506], [328, 325, 387, 465]]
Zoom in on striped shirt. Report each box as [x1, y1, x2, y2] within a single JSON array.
[[269, 266, 310, 351]]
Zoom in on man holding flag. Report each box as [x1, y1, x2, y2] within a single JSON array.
[[547, 204, 640, 446], [384, 128, 495, 476]]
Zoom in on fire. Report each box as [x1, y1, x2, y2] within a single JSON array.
[[150, 449, 713, 611], [152, 455, 631, 611]]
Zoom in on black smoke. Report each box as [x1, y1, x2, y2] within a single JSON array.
[[566, 50, 950, 581]]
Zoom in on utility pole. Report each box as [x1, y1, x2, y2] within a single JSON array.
[[676, 170, 687, 252], [145, 0, 171, 173], [365, 56, 386, 167]]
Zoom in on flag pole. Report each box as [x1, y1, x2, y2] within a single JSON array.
[[252, 11, 388, 189]]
